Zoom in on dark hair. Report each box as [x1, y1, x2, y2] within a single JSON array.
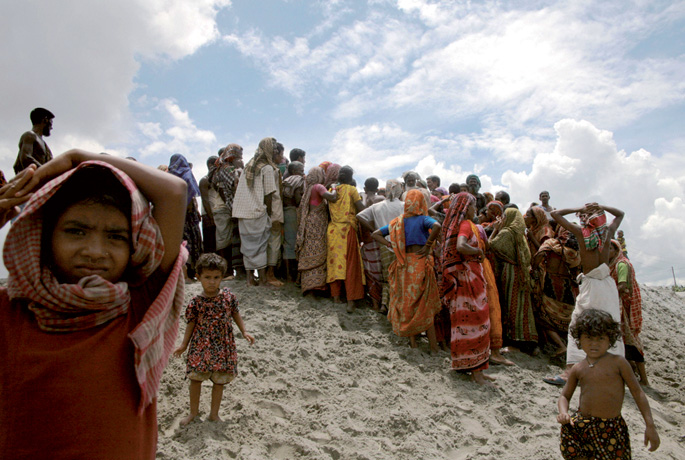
[[338, 166, 354, 185], [539, 190, 549, 197], [276, 142, 285, 154], [41, 166, 132, 272], [570, 309, 621, 348], [207, 155, 219, 169], [30, 107, 54, 125], [496, 191, 511, 204], [195, 253, 228, 276], [364, 177, 379, 192], [427, 175, 440, 186], [448, 183, 460, 194], [287, 161, 304, 175], [289, 148, 305, 162]]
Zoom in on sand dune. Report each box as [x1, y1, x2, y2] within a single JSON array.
[[157, 282, 685, 459]]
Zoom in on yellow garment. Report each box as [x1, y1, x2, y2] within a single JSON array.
[[326, 184, 365, 283]]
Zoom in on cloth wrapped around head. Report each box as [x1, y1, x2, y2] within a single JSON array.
[[244, 137, 279, 189], [3, 160, 187, 412], [385, 179, 404, 201], [324, 163, 341, 189], [387, 189, 427, 267], [296, 166, 326, 253], [487, 200, 504, 217], [578, 209, 607, 251], [168, 153, 200, 205]]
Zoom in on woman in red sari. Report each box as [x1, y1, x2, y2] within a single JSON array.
[[441, 192, 494, 386]]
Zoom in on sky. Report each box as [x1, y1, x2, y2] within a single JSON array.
[[1, 0, 684, 284]]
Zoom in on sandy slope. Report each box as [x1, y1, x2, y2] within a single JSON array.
[[157, 283, 685, 459]]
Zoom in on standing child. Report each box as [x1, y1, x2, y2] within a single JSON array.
[[0, 150, 188, 459], [557, 309, 659, 459], [174, 253, 255, 425]]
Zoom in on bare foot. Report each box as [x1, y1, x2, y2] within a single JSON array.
[[409, 336, 418, 348], [267, 278, 284, 287], [490, 350, 515, 366], [180, 413, 198, 426], [640, 378, 651, 387], [472, 371, 497, 388], [207, 414, 223, 422], [333, 296, 344, 304], [346, 302, 355, 313], [223, 275, 235, 281]]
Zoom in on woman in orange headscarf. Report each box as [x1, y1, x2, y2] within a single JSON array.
[[372, 189, 442, 351]]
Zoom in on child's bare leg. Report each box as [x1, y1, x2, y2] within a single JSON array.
[[409, 335, 418, 348], [472, 370, 496, 388], [427, 325, 439, 353], [208, 383, 225, 422], [181, 380, 202, 426]]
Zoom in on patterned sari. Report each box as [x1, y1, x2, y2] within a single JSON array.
[[441, 192, 490, 371], [326, 183, 365, 285], [387, 190, 441, 337], [296, 167, 328, 293], [609, 240, 644, 357], [489, 208, 538, 344]]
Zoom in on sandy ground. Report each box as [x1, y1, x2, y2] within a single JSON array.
[[157, 281, 685, 459]]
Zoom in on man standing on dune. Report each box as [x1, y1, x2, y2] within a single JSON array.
[[14, 108, 54, 174]]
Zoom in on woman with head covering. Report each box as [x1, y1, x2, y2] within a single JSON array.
[[530, 226, 581, 357], [199, 155, 219, 254], [169, 153, 203, 281], [489, 208, 539, 352], [357, 179, 405, 313], [609, 239, 648, 385], [440, 193, 495, 384], [401, 171, 431, 207], [372, 189, 442, 351], [296, 166, 337, 294], [524, 205, 555, 255], [326, 166, 366, 313]]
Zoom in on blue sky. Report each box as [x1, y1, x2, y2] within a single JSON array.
[[1, 0, 685, 284]]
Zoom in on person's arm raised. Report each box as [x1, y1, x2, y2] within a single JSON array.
[[20, 149, 187, 274], [600, 204, 624, 236], [551, 207, 584, 241]]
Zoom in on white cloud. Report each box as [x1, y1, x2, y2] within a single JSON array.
[[501, 118, 685, 284], [0, 0, 228, 178]]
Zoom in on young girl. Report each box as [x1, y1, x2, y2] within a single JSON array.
[[0, 149, 188, 459], [174, 253, 255, 425]]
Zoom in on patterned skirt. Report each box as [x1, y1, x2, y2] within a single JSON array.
[[297, 205, 328, 293]]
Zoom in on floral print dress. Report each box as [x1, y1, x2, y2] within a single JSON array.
[[185, 288, 239, 375]]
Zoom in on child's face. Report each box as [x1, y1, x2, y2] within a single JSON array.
[[51, 202, 131, 284], [579, 333, 611, 360], [198, 269, 223, 297]]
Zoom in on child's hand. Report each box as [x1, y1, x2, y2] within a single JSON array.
[[644, 425, 660, 451], [557, 412, 572, 425], [244, 333, 255, 345], [172, 346, 186, 358]]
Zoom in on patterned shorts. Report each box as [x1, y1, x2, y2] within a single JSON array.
[[560, 412, 631, 459], [188, 371, 235, 385]]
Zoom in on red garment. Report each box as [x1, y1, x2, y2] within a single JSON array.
[[0, 269, 167, 460], [329, 227, 365, 301], [609, 241, 643, 355]]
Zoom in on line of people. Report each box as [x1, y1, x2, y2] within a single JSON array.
[[189, 140, 646, 389]]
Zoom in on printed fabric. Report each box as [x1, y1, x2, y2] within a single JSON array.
[[609, 240, 643, 355], [326, 183, 364, 283], [185, 288, 239, 375], [560, 412, 631, 459]]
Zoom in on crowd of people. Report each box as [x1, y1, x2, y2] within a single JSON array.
[[0, 107, 659, 458]]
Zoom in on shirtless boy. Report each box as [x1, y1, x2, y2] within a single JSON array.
[[557, 309, 659, 459], [545, 203, 625, 385]]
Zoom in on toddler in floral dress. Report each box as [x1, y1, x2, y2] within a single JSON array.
[[174, 253, 255, 425]]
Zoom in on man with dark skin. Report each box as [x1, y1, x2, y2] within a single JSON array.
[[426, 175, 440, 192], [544, 202, 625, 385], [539, 190, 555, 220], [14, 108, 54, 174]]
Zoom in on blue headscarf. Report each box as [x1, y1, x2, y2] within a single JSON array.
[[168, 153, 200, 205]]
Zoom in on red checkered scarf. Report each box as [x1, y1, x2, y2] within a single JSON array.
[[3, 160, 188, 412], [579, 209, 608, 251], [609, 240, 643, 343]]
